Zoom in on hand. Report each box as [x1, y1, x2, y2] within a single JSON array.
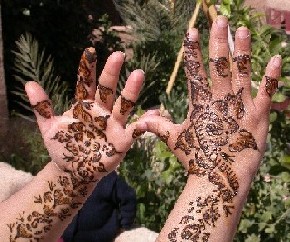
[[143, 16, 281, 240], [25, 49, 146, 182]]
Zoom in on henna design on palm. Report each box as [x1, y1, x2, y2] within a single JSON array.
[[32, 100, 53, 119], [120, 96, 135, 115], [8, 50, 142, 241], [98, 84, 113, 104]]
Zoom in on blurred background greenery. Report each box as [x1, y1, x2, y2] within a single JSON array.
[[1, 0, 290, 241]]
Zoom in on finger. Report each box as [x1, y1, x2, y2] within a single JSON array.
[[139, 115, 180, 148], [25, 81, 54, 135], [254, 55, 282, 113], [209, 15, 232, 98], [125, 109, 161, 139], [95, 51, 125, 111], [75, 48, 97, 101], [184, 28, 211, 109], [112, 69, 144, 126], [232, 27, 252, 104]]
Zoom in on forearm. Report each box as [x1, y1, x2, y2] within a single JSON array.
[[0, 161, 99, 242], [157, 163, 256, 242]]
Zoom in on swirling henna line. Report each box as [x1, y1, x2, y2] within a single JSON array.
[[233, 54, 251, 75], [209, 57, 230, 78], [98, 84, 113, 104], [32, 100, 53, 119], [265, 76, 278, 97], [120, 96, 135, 115]]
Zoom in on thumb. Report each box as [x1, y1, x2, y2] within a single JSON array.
[[25, 81, 54, 135], [133, 111, 179, 145]]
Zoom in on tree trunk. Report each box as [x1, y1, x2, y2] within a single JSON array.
[[0, 4, 9, 148]]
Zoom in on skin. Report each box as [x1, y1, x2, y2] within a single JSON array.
[[0, 49, 148, 242], [141, 16, 282, 242]]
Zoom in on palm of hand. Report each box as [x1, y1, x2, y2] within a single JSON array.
[[27, 49, 144, 182]]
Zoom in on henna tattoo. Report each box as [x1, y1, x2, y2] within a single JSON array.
[[229, 129, 258, 152], [233, 54, 250, 75], [183, 34, 199, 59], [73, 102, 93, 123], [32, 100, 52, 119], [120, 96, 135, 115], [209, 57, 229, 77], [94, 115, 110, 130], [132, 129, 145, 139], [265, 76, 278, 97], [159, 131, 170, 144], [84, 48, 97, 64], [98, 84, 113, 103], [7, 172, 87, 241], [171, 77, 257, 241], [75, 49, 97, 101]]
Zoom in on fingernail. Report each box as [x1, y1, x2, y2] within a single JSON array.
[[237, 27, 249, 39], [216, 16, 228, 28], [187, 28, 198, 41], [122, 52, 126, 60], [272, 55, 282, 67]]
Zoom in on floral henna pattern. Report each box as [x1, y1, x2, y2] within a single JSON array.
[[8, 98, 123, 240], [209, 57, 230, 78], [120, 96, 135, 115], [32, 100, 52, 119], [98, 84, 113, 104], [233, 54, 251, 75], [7, 173, 93, 241], [168, 35, 258, 241], [75, 48, 97, 101], [265, 76, 278, 97]]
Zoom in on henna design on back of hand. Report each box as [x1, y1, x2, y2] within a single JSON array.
[[168, 34, 258, 241], [265, 76, 278, 97]]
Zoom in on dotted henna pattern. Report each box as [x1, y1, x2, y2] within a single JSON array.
[[233, 54, 250, 75], [168, 34, 258, 241], [265, 76, 278, 97], [32, 100, 53, 119], [209, 57, 230, 78]]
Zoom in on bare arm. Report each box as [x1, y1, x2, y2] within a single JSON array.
[[0, 49, 146, 241], [142, 16, 281, 242]]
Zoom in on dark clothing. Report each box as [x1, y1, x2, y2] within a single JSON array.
[[62, 171, 136, 242]]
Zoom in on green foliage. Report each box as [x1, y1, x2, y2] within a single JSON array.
[[119, 131, 186, 231], [8, 128, 49, 175], [115, 0, 208, 108], [12, 32, 70, 120]]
